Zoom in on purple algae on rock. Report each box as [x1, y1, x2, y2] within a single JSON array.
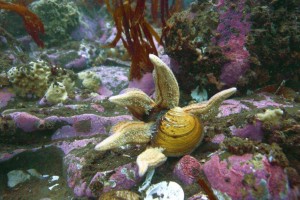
[[173, 155, 202, 185], [9, 112, 45, 132], [49, 114, 132, 140], [103, 163, 143, 192], [203, 153, 295, 199], [231, 120, 264, 141], [0, 88, 15, 109]]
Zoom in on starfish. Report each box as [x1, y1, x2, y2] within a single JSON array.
[[95, 54, 237, 176]]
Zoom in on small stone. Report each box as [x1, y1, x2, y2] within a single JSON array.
[[173, 155, 202, 185], [103, 163, 143, 192], [27, 169, 43, 179], [7, 170, 31, 188]]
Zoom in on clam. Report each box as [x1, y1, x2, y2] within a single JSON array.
[[152, 107, 203, 156], [100, 190, 140, 200]]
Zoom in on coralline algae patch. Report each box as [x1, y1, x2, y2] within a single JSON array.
[[203, 153, 293, 199], [89, 66, 128, 94], [1, 111, 132, 144], [217, 95, 293, 118], [0, 88, 15, 109]]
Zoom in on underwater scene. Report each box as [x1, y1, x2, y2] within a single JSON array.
[[0, 0, 299, 199]]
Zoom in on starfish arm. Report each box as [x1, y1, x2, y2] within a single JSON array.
[[149, 54, 179, 109], [136, 147, 167, 177], [183, 87, 237, 115], [94, 121, 154, 151], [109, 88, 156, 120]]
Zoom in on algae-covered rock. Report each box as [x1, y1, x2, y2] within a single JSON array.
[[164, 0, 300, 93], [7, 59, 76, 98], [44, 82, 68, 104], [31, 0, 80, 46], [7, 60, 51, 97], [78, 71, 101, 92]]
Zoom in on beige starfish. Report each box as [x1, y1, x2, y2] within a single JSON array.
[[95, 54, 237, 176]]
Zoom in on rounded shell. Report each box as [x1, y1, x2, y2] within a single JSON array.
[[152, 107, 204, 156], [100, 190, 140, 200]]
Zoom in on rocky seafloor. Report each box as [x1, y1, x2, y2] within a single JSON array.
[[0, 0, 299, 199], [0, 59, 299, 199]]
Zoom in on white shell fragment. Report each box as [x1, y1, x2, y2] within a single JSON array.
[[49, 183, 59, 191], [144, 181, 184, 200], [49, 175, 59, 182]]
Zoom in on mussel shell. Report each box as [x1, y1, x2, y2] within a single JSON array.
[[152, 107, 203, 156]]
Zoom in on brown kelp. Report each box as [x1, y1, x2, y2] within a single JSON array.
[[0, 0, 45, 47], [104, 0, 182, 80]]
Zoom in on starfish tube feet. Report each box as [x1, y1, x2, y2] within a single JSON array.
[[136, 147, 167, 176], [94, 121, 153, 151]]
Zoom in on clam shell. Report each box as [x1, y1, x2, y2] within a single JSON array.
[[144, 181, 184, 200], [100, 190, 140, 200], [152, 107, 204, 156]]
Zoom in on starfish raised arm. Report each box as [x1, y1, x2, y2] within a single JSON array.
[[94, 121, 154, 151], [149, 54, 179, 109], [182, 87, 237, 115]]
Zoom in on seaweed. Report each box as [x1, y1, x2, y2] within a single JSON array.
[[104, 0, 183, 80], [104, 0, 158, 80], [0, 1, 45, 48]]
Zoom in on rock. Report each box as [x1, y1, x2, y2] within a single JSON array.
[[9, 112, 45, 133], [231, 121, 264, 141], [103, 163, 143, 192], [128, 73, 155, 96], [49, 114, 132, 140], [217, 99, 250, 117], [7, 170, 31, 188], [202, 153, 296, 199], [88, 66, 128, 95], [173, 155, 202, 185], [1, 112, 132, 144], [0, 88, 15, 109], [211, 133, 225, 144], [27, 169, 43, 179]]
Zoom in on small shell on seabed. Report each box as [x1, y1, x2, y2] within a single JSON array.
[[144, 181, 184, 200], [99, 190, 141, 200]]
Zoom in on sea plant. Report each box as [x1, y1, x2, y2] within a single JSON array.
[[0, 0, 45, 47], [104, 0, 183, 80]]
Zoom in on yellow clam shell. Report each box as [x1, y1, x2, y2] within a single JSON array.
[[100, 190, 140, 200], [152, 107, 204, 156]]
